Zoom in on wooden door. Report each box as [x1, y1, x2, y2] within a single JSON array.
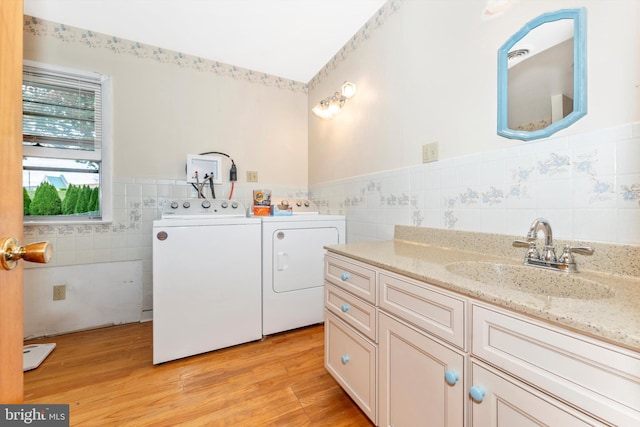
[[0, 0, 24, 403]]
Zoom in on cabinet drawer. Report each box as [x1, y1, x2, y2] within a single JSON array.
[[325, 254, 377, 304], [379, 272, 466, 350], [325, 283, 377, 342], [472, 304, 640, 426], [325, 311, 377, 424], [470, 361, 606, 426]]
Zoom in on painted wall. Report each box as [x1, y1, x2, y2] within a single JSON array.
[[308, 0, 639, 183], [23, 261, 142, 338], [23, 17, 309, 185], [308, 0, 640, 246], [22, 17, 309, 335], [20, 0, 640, 336]]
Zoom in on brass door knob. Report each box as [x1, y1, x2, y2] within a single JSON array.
[[0, 237, 52, 271]]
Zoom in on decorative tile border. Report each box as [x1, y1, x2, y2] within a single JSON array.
[[622, 183, 640, 205], [23, 179, 308, 267], [537, 152, 571, 176], [574, 149, 599, 175], [23, 179, 307, 315], [310, 123, 640, 245], [589, 178, 615, 203]]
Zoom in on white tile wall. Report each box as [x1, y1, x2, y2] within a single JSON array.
[[24, 180, 308, 318], [21, 122, 640, 324], [311, 123, 640, 246]]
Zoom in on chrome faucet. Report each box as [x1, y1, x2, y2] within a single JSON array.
[[513, 217, 594, 273], [527, 217, 556, 262]]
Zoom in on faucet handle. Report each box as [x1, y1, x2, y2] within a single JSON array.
[[513, 240, 539, 260], [560, 244, 595, 257], [512, 240, 530, 248], [558, 245, 595, 266], [567, 245, 595, 256]]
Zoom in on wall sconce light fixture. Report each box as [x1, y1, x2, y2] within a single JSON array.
[[312, 81, 357, 120]]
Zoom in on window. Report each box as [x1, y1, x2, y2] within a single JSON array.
[[22, 61, 111, 223]]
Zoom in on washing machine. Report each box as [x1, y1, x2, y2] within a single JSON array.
[[152, 199, 262, 364], [261, 198, 345, 335]]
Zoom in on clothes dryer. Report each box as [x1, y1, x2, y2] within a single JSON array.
[[260, 198, 345, 335]]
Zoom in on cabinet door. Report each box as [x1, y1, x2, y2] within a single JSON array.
[[470, 361, 606, 427], [325, 311, 377, 423], [379, 313, 465, 427]]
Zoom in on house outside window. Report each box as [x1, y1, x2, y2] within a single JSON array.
[[22, 61, 112, 223]]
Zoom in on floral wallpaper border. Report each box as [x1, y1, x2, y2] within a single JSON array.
[[24, 15, 308, 93], [24, 1, 402, 93], [308, 0, 404, 91]]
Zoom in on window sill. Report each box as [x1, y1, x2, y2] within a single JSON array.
[[24, 217, 113, 226]]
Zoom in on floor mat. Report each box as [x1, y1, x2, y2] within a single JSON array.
[[23, 343, 56, 371]]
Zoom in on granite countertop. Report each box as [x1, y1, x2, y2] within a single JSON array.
[[326, 227, 640, 353]]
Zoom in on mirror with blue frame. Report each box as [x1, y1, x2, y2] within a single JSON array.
[[497, 8, 587, 141]]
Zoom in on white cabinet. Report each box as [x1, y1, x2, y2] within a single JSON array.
[[378, 312, 465, 427], [379, 272, 466, 350], [471, 303, 640, 426], [377, 271, 467, 427], [325, 253, 377, 304], [324, 252, 640, 426], [324, 254, 378, 424], [325, 283, 377, 341], [325, 311, 377, 422]]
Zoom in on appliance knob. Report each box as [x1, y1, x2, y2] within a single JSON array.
[[281, 200, 289, 207], [221, 201, 229, 208], [296, 201, 302, 207], [183, 201, 191, 208], [201, 200, 211, 209], [304, 201, 310, 207], [170, 201, 179, 209], [231, 201, 239, 209]]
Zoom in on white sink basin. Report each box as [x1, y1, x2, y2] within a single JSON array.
[[445, 261, 614, 299]]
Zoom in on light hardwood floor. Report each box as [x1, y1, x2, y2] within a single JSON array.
[[24, 322, 373, 426]]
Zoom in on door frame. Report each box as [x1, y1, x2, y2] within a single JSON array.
[[0, 0, 25, 403]]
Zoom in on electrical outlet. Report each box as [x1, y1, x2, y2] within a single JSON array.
[[53, 284, 66, 301], [422, 141, 440, 163], [246, 171, 258, 182]]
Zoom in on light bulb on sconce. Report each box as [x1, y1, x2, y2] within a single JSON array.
[[341, 81, 356, 99], [311, 99, 333, 120], [328, 92, 344, 115], [312, 81, 356, 120]]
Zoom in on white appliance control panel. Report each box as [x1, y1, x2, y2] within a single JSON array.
[[162, 198, 246, 219], [271, 198, 319, 214]]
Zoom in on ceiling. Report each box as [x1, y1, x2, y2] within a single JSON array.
[[23, 0, 388, 83]]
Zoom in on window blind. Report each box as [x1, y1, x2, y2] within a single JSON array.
[[23, 65, 102, 151]]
